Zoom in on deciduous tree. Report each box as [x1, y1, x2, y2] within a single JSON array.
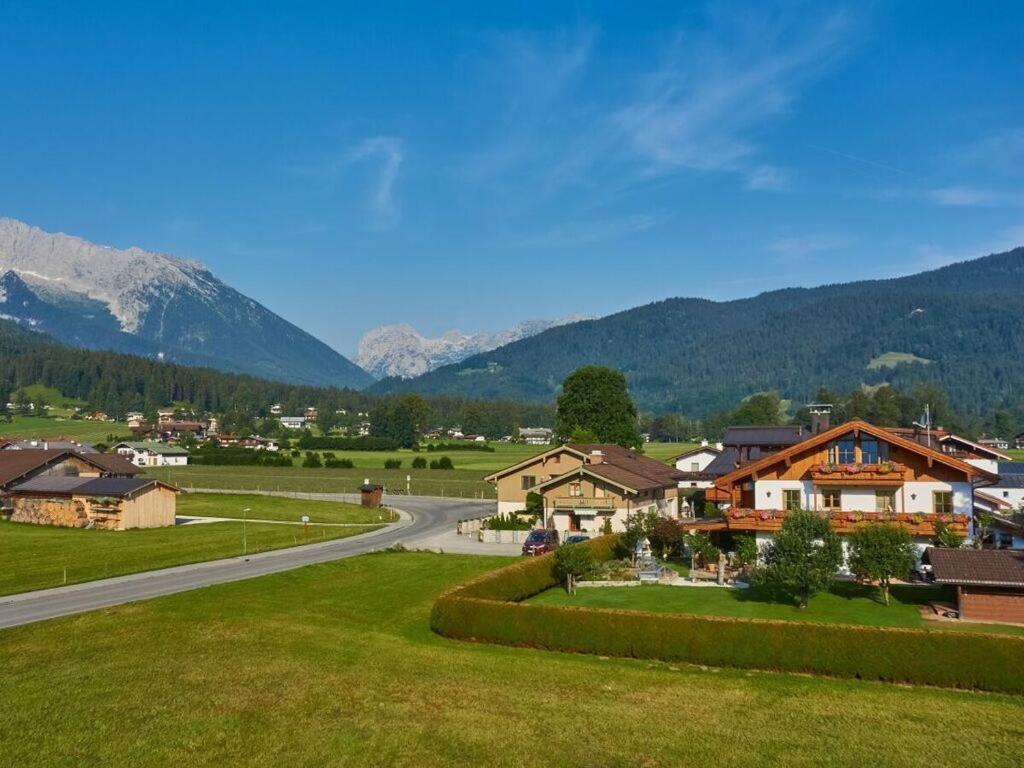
[[847, 524, 916, 605], [754, 511, 842, 609], [555, 366, 641, 448]]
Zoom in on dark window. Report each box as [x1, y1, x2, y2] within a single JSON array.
[[521, 475, 536, 491], [783, 489, 802, 511], [822, 488, 841, 510]]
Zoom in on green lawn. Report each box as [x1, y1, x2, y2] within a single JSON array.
[[0, 518, 381, 596], [1, 552, 1021, 767], [0, 414, 131, 443], [530, 581, 1024, 636], [149, 442, 694, 499], [178, 492, 391, 524], [150, 464, 497, 498]]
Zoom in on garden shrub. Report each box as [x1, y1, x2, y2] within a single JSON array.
[[384, 459, 402, 469], [430, 533, 1024, 695], [429, 456, 454, 470], [302, 452, 323, 468], [324, 457, 354, 468], [411, 457, 427, 469]]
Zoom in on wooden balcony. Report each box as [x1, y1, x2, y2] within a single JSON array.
[[724, 508, 969, 536], [810, 462, 908, 486], [552, 497, 617, 511]]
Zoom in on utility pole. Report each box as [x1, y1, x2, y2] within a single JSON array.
[[242, 507, 250, 555]]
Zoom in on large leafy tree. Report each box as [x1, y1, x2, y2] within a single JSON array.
[[555, 366, 641, 448], [754, 511, 843, 609], [370, 394, 431, 448], [847, 524, 916, 605]]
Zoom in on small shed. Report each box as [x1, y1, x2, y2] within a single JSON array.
[[360, 480, 384, 508], [928, 547, 1024, 624]]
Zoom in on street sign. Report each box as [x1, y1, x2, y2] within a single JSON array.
[[301, 515, 310, 523]]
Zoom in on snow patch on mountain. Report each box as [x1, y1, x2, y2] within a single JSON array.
[[0, 217, 214, 333], [357, 315, 592, 379]]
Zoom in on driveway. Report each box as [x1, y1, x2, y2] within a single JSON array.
[[0, 493, 496, 630]]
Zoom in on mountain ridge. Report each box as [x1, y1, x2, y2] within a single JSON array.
[[372, 246, 1024, 419], [0, 218, 372, 389], [356, 315, 591, 379]]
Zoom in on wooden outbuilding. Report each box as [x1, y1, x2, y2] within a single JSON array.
[[360, 480, 384, 508], [8, 476, 179, 530], [928, 548, 1024, 625]]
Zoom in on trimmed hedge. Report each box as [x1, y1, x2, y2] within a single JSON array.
[[430, 536, 1024, 694]]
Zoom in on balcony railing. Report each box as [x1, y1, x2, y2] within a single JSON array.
[[553, 497, 617, 510], [810, 462, 907, 485], [724, 508, 969, 536]]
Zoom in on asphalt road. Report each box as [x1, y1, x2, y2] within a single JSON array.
[[0, 493, 495, 631]]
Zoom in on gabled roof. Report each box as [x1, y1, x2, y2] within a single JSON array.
[[722, 425, 810, 447], [975, 490, 1013, 509], [0, 449, 138, 489], [993, 463, 1024, 489], [483, 444, 589, 482], [928, 548, 1024, 588], [671, 445, 722, 462], [115, 441, 190, 455], [10, 475, 178, 498], [713, 419, 998, 490], [936, 434, 1012, 461], [529, 444, 684, 494]]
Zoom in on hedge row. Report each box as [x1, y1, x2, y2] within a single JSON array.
[[430, 537, 1024, 694], [296, 436, 400, 451]]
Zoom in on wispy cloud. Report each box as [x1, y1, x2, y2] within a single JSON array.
[[927, 185, 1000, 207], [767, 233, 851, 262], [745, 165, 793, 192], [609, 10, 851, 180], [291, 135, 404, 225], [960, 128, 1024, 177], [459, 6, 854, 222], [913, 224, 1024, 271]]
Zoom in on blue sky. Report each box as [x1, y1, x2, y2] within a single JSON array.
[[2, 2, 1023, 357]]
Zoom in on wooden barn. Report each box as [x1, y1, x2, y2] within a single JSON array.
[[8, 476, 179, 530]]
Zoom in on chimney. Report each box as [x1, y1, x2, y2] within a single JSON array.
[[589, 449, 604, 465], [363, 478, 370, 486], [809, 403, 833, 434], [715, 442, 723, 451], [700, 439, 709, 447]]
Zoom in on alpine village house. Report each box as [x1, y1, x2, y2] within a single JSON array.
[[489, 411, 1006, 562], [485, 444, 685, 535]]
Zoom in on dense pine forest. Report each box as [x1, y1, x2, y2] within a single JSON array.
[[0, 319, 555, 435], [374, 246, 1024, 428]]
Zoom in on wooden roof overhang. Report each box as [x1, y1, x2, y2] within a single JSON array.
[[712, 419, 998, 499]]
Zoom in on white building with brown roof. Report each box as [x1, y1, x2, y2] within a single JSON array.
[[485, 443, 685, 536]]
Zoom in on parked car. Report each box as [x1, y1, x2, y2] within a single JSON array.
[[563, 534, 590, 545], [521, 529, 559, 556]]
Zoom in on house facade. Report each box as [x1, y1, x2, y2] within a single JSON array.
[[114, 441, 190, 467], [485, 443, 685, 537], [672, 441, 723, 489], [705, 420, 996, 561]]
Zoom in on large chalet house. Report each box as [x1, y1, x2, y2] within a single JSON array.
[[486, 444, 685, 536], [702, 418, 998, 557]]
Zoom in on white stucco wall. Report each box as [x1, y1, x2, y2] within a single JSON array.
[[987, 487, 1024, 510], [752, 479, 971, 515], [965, 457, 999, 475], [674, 449, 719, 473]]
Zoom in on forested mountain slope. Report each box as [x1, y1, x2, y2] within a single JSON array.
[[373, 247, 1024, 419]]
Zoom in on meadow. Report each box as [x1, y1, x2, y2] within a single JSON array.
[[149, 441, 698, 498], [178, 492, 391, 524], [0, 414, 130, 443], [0, 517, 381, 596], [1, 552, 1021, 767]]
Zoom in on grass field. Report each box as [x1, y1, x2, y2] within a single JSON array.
[[530, 581, 1024, 635], [0, 518, 381, 596], [178, 492, 393, 524], [150, 441, 698, 498], [151, 465, 498, 498], [0, 414, 130, 443], [1, 552, 1021, 767]]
